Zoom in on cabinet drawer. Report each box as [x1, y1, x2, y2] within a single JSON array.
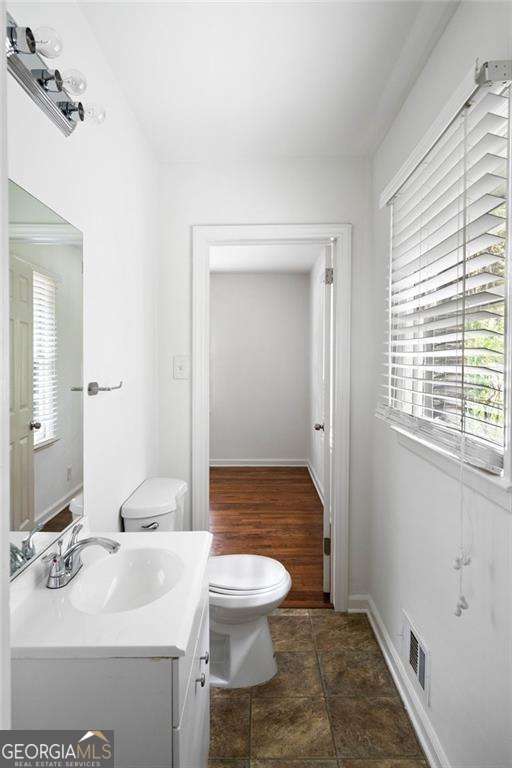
[[173, 606, 210, 767]]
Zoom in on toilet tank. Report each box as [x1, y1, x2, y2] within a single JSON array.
[[121, 477, 187, 532]]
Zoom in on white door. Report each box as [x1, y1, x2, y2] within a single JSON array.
[[311, 244, 334, 594], [321, 243, 334, 594], [10, 256, 35, 531]]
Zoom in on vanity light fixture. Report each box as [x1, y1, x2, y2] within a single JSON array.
[[5, 13, 105, 136], [7, 25, 36, 54], [59, 100, 85, 122], [32, 68, 63, 92]]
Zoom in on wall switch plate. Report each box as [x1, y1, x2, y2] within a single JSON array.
[[67, 466, 72, 482], [173, 355, 191, 380]]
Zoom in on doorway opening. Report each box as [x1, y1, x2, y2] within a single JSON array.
[[192, 224, 351, 611]]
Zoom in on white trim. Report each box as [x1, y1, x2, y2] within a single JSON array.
[[210, 459, 307, 467], [9, 222, 82, 245], [349, 594, 450, 768], [0, 1, 10, 729], [192, 223, 352, 612], [379, 63, 477, 207], [34, 483, 82, 527], [307, 460, 324, 504]]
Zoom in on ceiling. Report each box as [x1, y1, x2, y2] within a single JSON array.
[[81, 1, 457, 162], [210, 243, 322, 273]]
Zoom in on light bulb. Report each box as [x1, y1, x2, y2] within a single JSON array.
[[33, 27, 63, 59], [62, 69, 87, 96], [83, 103, 106, 125]]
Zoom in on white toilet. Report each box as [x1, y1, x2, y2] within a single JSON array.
[[121, 479, 290, 689], [209, 554, 291, 689], [69, 490, 83, 517], [121, 477, 187, 531]]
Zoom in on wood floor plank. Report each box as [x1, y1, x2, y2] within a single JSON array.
[[209, 466, 331, 608]]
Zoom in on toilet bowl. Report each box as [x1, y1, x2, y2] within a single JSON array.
[[209, 554, 291, 689]]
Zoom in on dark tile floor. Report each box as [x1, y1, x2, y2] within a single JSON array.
[[209, 609, 428, 768]]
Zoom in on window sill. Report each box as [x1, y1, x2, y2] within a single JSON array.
[[34, 437, 59, 452], [392, 425, 512, 511]]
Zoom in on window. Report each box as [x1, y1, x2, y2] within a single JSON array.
[[377, 77, 510, 475], [33, 271, 57, 447]]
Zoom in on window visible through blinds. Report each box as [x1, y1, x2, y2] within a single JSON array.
[[33, 271, 57, 447], [377, 80, 510, 474]]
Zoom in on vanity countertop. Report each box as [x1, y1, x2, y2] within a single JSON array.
[[11, 531, 212, 660]]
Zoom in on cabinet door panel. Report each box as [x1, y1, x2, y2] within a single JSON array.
[[173, 607, 210, 768], [172, 578, 208, 726]]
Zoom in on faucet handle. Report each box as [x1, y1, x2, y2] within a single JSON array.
[[68, 522, 83, 547], [43, 538, 63, 563]]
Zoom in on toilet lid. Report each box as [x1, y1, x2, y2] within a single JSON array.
[[209, 555, 287, 593]]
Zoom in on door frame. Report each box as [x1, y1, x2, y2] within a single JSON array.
[[192, 223, 352, 611]]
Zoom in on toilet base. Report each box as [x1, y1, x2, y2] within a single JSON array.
[[210, 615, 277, 688]]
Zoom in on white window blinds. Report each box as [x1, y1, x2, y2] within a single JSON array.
[[377, 80, 510, 474], [33, 271, 57, 447]]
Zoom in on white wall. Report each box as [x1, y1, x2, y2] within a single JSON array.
[[309, 251, 326, 493], [210, 272, 309, 464], [159, 156, 372, 594], [370, 3, 512, 766], [9, 242, 83, 522], [7, 2, 159, 531]]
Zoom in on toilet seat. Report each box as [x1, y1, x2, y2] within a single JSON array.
[[209, 572, 290, 597], [209, 554, 287, 594]]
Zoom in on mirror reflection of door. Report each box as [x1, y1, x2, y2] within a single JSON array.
[[8, 181, 84, 577], [10, 257, 35, 531]]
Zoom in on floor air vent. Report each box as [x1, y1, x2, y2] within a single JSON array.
[[403, 612, 430, 705]]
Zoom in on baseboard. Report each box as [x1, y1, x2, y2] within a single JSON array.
[[348, 593, 451, 768], [35, 484, 82, 526], [347, 593, 369, 612], [209, 459, 307, 467], [306, 462, 324, 503]]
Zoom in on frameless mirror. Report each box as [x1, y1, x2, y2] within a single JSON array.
[[9, 181, 83, 579]]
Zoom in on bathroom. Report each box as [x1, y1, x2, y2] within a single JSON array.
[[1, 2, 512, 767]]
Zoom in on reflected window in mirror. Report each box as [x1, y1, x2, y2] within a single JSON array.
[[9, 181, 84, 578], [33, 270, 58, 447]]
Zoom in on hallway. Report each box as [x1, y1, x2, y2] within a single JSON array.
[[209, 466, 330, 608]]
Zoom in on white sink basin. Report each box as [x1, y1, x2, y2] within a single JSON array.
[[70, 547, 184, 615]]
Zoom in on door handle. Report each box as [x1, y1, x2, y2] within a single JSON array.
[[29, 420, 42, 431], [313, 423, 324, 431]]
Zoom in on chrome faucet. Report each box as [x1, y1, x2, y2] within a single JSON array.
[[21, 521, 42, 561], [10, 543, 26, 576], [46, 528, 120, 589]]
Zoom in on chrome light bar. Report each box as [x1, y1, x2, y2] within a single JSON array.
[[6, 13, 80, 137]]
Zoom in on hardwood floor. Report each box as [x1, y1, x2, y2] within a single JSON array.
[[209, 466, 331, 608], [41, 506, 73, 532]]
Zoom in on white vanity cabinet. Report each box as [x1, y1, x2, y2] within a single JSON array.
[[11, 532, 213, 767], [12, 601, 210, 768]]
